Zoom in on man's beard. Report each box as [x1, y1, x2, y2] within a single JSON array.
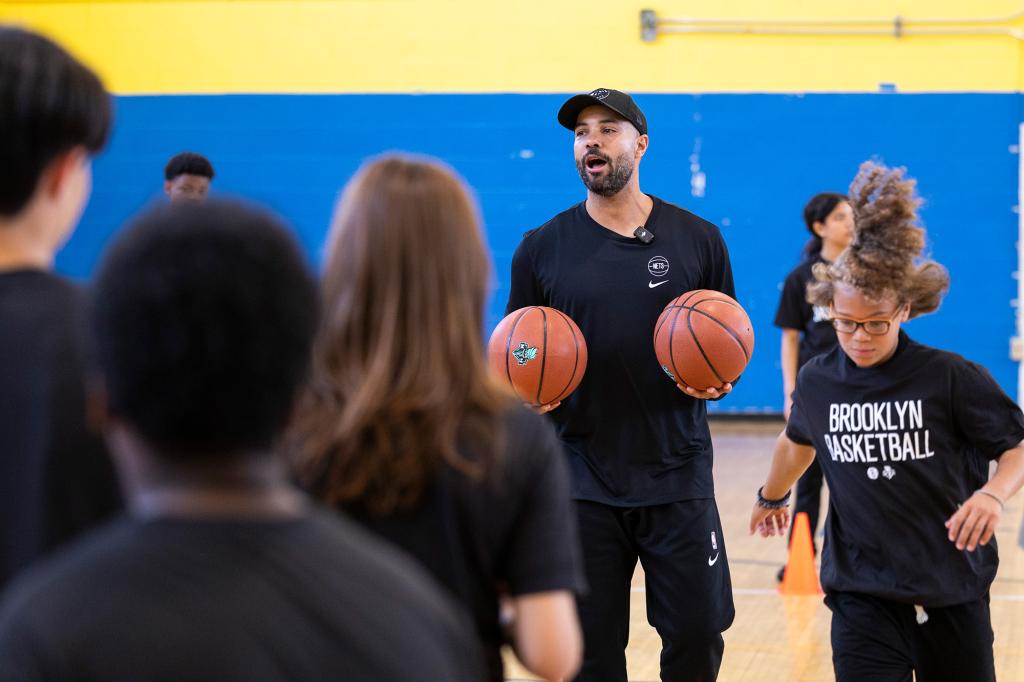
[[576, 152, 634, 197]]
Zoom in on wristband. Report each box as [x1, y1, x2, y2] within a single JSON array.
[[974, 489, 1005, 510], [756, 486, 791, 510]]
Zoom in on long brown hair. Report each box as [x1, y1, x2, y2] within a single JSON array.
[[807, 161, 949, 317], [289, 154, 511, 515]]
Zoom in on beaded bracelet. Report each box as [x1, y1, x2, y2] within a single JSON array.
[[974, 489, 1005, 510], [756, 486, 791, 510]]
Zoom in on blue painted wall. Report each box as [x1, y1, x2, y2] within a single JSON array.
[[59, 94, 1021, 411]]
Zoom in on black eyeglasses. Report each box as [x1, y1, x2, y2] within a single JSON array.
[[829, 305, 904, 336]]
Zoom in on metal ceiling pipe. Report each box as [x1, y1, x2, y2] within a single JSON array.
[[641, 8, 1024, 41]]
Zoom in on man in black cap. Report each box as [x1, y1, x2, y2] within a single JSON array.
[[506, 89, 737, 681]]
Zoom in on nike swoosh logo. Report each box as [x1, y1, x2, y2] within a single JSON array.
[[648, 280, 669, 289], [708, 553, 720, 566]]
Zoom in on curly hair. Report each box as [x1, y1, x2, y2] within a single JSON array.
[[807, 161, 949, 318]]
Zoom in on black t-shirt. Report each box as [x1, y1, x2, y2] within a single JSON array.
[[787, 332, 1024, 606], [0, 509, 483, 680], [773, 256, 838, 368], [506, 196, 736, 506], [0, 270, 121, 588], [353, 405, 583, 682]]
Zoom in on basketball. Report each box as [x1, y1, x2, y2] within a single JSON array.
[[488, 306, 588, 406], [653, 290, 754, 390]]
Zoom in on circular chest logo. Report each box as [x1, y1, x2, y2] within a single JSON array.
[[867, 467, 879, 480], [648, 256, 669, 277]]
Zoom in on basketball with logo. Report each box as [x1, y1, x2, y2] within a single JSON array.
[[487, 306, 588, 407], [653, 290, 754, 390]]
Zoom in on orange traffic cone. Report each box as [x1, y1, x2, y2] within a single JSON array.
[[779, 512, 822, 595]]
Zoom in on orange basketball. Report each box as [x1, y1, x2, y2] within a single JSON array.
[[653, 290, 754, 390], [488, 306, 588, 407]]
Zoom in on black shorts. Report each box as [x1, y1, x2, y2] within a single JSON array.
[[573, 499, 735, 681], [826, 591, 994, 682]]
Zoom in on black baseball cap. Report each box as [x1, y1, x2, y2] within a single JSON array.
[[557, 88, 648, 136]]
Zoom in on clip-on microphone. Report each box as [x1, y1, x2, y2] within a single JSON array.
[[633, 226, 654, 244]]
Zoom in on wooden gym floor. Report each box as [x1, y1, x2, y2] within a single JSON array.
[[505, 420, 1024, 681]]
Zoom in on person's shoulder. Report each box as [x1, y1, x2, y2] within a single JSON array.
[[500, 402, 560, 451], [301, 507, 417, 567], [302, 509, 457, 605], [654, 197, 723, 238], [785, 258, 818, 282], [0, 518, 134, 628], [300, 509, 477, 658], [521, 203, 583, 243], [0, 270, 82, 308], [906, 338, 988, 378], [501, 400, 547, 431], [489, 403, 567, 492], [797, 345, 842, 381]]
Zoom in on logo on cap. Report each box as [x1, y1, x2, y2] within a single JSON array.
[[590, 89, 610, 100]]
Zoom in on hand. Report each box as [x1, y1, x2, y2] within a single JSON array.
[[750, 503, 790, 538], [497, 585, 515, 643], [945, 491, 1002, 551], [677, 382, 733, 400], [529, 401, 561, 415]]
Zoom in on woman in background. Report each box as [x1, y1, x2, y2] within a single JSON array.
[[773, 192, 853, 580], [289, 155, 582, 682]]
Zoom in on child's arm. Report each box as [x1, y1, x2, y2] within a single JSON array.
[[946, 441, 1024, 551], [749, 430, 817, 537]]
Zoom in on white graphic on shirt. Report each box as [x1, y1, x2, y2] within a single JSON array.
[[867, 467, 879, 480], [708, 553, 720, 566], [883, 465, 896, 480], [823, 400, 935, 465], [648, 256, 670, 277], [711, 531, 718, 551], [812, 305, 830, 323], [648, 280, 669, 289]]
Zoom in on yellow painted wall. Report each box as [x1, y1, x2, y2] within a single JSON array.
[[2, 0, 1023, 93]]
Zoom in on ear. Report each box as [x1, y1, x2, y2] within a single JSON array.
[[164, 180, 173, 197], [42, 148, 87, 200], [899, 304, 911, 323], [811, 220, 827, 238], [635, 133, 649, 161]]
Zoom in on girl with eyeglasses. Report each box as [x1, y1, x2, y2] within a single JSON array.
[[773, 192, 854, 581], [750, 161, 1024, 682]]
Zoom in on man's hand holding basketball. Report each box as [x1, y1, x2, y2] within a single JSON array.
[[677, 382, 732, 400], [529, 401, 561, 415]]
